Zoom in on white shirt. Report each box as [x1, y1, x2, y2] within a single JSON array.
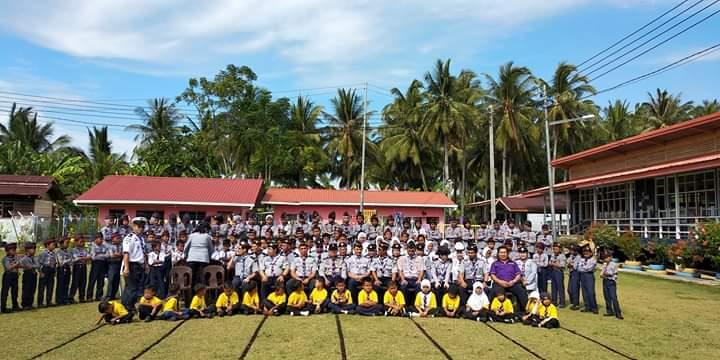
[[122, 233, 145, 263], [148, 251, 166, 267]]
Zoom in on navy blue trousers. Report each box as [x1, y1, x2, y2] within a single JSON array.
[[549, 269, 565, 306], [579, 271, 597, 311], [602, 278, 622, 316], [568, 270, 580, 307]]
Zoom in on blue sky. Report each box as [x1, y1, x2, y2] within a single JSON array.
[[0, 0, 718, 155]]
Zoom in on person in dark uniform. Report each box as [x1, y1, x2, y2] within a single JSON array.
[[20, 242, 39, 310], [37, 239, 57, 307], [55, 238, 72, 305], [69, 236, 91, 303], [1, 243, 20, 312]]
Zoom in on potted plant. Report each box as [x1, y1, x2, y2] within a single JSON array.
[[648, 243, 668, 271], [584, 223, 618, 260], [699, 221, 720, 279], [617, 231, 642, 270]]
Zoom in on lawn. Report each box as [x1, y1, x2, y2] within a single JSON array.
[[1, 272, 719, 359]]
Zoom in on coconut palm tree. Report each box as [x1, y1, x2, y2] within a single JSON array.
[[692, 99, 720, 117], [289, 96, 327, 186], [128, 98, 184, 144], [640, 89, 693, 130], [602, 100, 636, 141], [0, 103, 70, 152], [421, 59, 475, 194], [484, 62, 537, 196], [323, 88, 368, 189], [85, 126, 127, 182]]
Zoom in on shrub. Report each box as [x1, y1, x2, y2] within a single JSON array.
[[584, 223, 618, 249], [617, 231, 642, 262]]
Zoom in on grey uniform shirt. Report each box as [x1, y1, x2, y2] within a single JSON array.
[[462, 227, 475, 242], [515, 259, 538, 291], [38, 249, 57, 269], [396, 255, 425, 279], [462, 257, 485, 283], [432, 260, 452, 287], [533, 253, 549, 268], [261, 255, 287, 278], [20, 254, 39, 272], [345, 255, 370, 277], [291, 256, 318, 278], [2, 255, 18, 273], [445, 226, 463, 241], [577, 257, 597, 273], [366, 224, 382, 240], [319, 256, 346, 279], [72, 247, 89, 265], [232, 254, 258, 278], [91, 243, 109, 261], [550, 253, 567, 270], [427, 228, 443, 243], [57, 248, 73, 267], [602, 261, 618, 281], [373, 256, 394, 278]]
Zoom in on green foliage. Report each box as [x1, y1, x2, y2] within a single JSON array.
[[617, 231, 642, 261], [700, 221, 720, 272], [584, 223, 618, 249], [651, 242, 669, 266]]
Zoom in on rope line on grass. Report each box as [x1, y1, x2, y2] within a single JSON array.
[[238, 315, 268, 360], [28, 324, 104, 359], [560, 326, 637, 360], [334, 314, 348, 360], [408, 317, 454, 360], [483, 322, 546, 360], [129, 320, 186, 360]]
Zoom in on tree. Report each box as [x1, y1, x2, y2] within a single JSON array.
[[127, 98, 184, 145], [485, 62, 537, 196], [639, 89, 693, 130], [287, 96, 328, 187], [85, 126, 127, 182], [692, 99, 720, 117], [323, 88, 369, 189], [0, 103, 70, 152], [602, 100, 636, 141]]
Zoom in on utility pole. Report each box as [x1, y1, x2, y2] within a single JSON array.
[[360, 82, 368, 214], [543, 84, 557, 241], [489, 106, 496, 223]]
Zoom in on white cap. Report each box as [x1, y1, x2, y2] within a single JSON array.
[[132, 217, 147, 224], [265, 214, 273, 220], [357, 232, 367, 239], [454, 242, 465, 251], [440, 239, 450, 248], [421, 279, 432, 288]]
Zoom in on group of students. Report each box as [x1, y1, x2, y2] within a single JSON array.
[[2, 210, 623, 329]]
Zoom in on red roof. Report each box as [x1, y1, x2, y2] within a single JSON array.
[[0, 175, 55, 196], [262, 188, 456, 208], [74, 175, 264, 208], [525, 152, 720, 197], [467, 194, 567, 213], [552, 111, 720, 168]]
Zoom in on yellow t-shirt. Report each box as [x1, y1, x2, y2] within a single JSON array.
[[538, 304, 558, 319], [383, 290, 406, 306], [490, 298, 514, 314], [358, 290, 378, 305], [190, 295, 206, 310], [287, 290, 308, 307], [414, 292, 437, 310], [309, 288, 328, 304], [216, 291, 240, 308], [242, 291, 260, 308], [525, 300, 539, 314], [162, 296, 179, 313], [266, 292, 286, 306], [138, 296, 162, 307], [331, 289, 353, 304], [110, 301, 128, 317], [442, 294, 460, 311]]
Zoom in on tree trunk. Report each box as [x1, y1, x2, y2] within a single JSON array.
[[443, 137, 450, 194], [507, 162, 513, 194], [461, 151, 466, 218], [419, 163, 428, 191], [552, 130, 559, 184], [502, 146, 507, 197]]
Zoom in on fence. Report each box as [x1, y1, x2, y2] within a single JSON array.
[[0, 214, 99, 244]]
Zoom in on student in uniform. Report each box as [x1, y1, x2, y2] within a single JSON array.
[[122, 217, 148, 310], [290, 242, 318, 295], [578, 246, 598, 314], [345, 242, 371, 304], [441, 284, 462, 318], [567, 245, 581, 310], [516, 247, 538, 295], [444, 218, 463, 243], [55, 238, 72, 306], [161, 283, 189, 321], [1, 243, 20, 313], [383, 280, 406, 317], [209, 282, 241, 317], [535, 293, 560, 328], [308, 277, 329, 314], [356, 278, 383, 316], [464, 281, 490, 321], [260, 242, 288, 300], [87, 234, 108, 301], [37, 239, 57, 307], [262, 280, 287, 316], [286, 279, 310, 316], [98, 299, 133, 325], [460, 244, 485, 300], [188, 284, 210, 319], [521, 291, 541, 325], [489, 290, 515, 323], [533, 244, 550, 293], [20, 242, 39, 310], [240, 281, 262, 315], [372, 242, 394, 300], [147, 241, 166, 298], [397, 241, 424, 304], [137, 286, 163, 322], [431, 246, 452, 303], [107, 232, 123, 300], [329, 279, 355, 314], [319, 243, 346, 290], [70, 236, 91, 303], [549, 243, 567, 307], [600, 252, 623, 320], [410, 279, 437, 318], [228, 241, 258, 297]]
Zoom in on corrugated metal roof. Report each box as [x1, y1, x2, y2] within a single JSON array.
[[553, 111, 720, 168], [74, 175, 264, 207], [262, 188, 456, 208], [467, 195, 567, 212], [0, 175, 55, 196]]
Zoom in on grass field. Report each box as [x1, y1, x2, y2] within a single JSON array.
[[1, 272, 719, 360]]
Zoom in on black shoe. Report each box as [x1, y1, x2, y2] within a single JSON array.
[[580, 309, 589, 312], [603, 313, 615, 317], [144, 317, 153, 323], [570, 306, 580, 311], [1, 309, 11, 314], [558, 304, 566, 308], [616, 315, 624, 320], [592, 310, 599, 314]]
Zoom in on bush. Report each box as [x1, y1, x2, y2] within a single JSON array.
[[584, 223, 618, 249], [699, 221, 720, 272], [617, 231, 642, 262], [652, 243, 669, 266]]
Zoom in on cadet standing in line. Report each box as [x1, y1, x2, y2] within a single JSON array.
[[427, 220, 443, 248], [87, 233, 109, 301], [55, 238, 73, 306], [578, 246, 598, 314], [567, 245, 581, 310], [367, 215, 382, 242], [549, 243, 567, 307], [20, 242, 39, 310], [70, 236, 91, 303], [533, 243, 550, 294], [600, 252, 623, 319], [1, 243, 20, 313], [37, 239, 57, 307]]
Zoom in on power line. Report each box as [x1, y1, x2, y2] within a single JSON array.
[[577, 0, 694, 69], [589, 3, 720, 82], [0, 109, 128, 128], [585, 42, 720, 98]]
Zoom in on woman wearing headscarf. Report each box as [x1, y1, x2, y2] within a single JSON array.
[[183, 221, 214, 287]]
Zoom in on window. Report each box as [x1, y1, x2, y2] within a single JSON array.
[[0, 201, 14, 218], [673, 171, 716, 217], [596, 184, 628, 219], [108, 209, 126, 221], [179, 211, 206, 222], [579, 189, 594, 221], [136, 210, 164, 220]]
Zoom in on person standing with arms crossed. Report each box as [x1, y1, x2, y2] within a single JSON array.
[[122, 217, 148, 311]]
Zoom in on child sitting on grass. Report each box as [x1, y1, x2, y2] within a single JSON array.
[[489, 290, 515, 323], [309, 277, 329, 314], [464, 281, 490, 321], [211, 282, 241, 317], [262, 280, 286, 316], [410, 279, 438, 318], [241, 281, 262, 315], [356, 278, 383, 316], [441, 285, 462, 318], [536, 293, 560, 329], [137, 286, 163, 322], [98, 300, 132, 325], [287, 279, 310, 316], [329, 280, 355, 314], [189, 284, 211, 319], [160, 284, 188, 321], [383, 281, 406, 317], [522, 291, 541, 325]]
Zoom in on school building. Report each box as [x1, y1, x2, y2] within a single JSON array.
[[467, 194, 569, 232], [73, 175, 265, 222], [0, 175, 61, 218], [521, 111, 720, 240], [261, 188, 457, 225]]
